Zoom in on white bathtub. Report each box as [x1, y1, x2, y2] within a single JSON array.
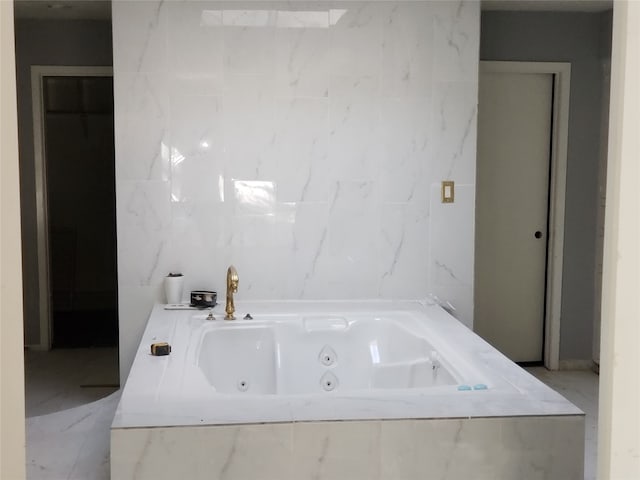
[[196, 312, 481, 396], [112, 300, 585, 480], [113, 300, 581, 428]]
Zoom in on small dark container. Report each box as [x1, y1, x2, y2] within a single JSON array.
[[190, 290, 217, 308], [150, 342, 171, 356]]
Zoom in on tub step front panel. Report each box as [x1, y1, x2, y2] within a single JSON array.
[[111, 416, 584, 480]]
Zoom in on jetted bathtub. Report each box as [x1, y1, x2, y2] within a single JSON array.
[[196, 312, 481, 396], [112, 300, 585, 480]]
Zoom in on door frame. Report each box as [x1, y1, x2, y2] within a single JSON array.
[[478, 61, 571, 370], [30, 65, 113, 350]]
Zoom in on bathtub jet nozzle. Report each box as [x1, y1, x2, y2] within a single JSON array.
[[225, 265, 239, 320]]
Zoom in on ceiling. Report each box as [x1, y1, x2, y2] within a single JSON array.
[[14, 0, 111, 20], [13, 0, 613, 21]]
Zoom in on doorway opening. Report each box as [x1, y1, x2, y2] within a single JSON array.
[[24, 66, 119, 417], [31, 66, 119, 351]]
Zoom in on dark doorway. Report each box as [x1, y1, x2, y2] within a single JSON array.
[[42, 75, 118, 348]]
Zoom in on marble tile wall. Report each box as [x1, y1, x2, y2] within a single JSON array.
[[111, 416, 584, 479], [112, 1, 479, 376]]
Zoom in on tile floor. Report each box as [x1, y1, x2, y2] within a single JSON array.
[[527, 366, 600, 480], [25, 348, 119, 417], [25, 348, 120, 480], [24, 350, 599, 480]]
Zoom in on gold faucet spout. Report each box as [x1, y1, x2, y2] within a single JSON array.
[[225, 265, 239, 320]]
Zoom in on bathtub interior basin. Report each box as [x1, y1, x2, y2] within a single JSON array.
[[196, 314, 460, 395]]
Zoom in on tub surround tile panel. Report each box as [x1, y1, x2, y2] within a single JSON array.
[[293, 421, 382, 480], [111, 423, 293, 480], [114, 73, 169, 181], [111, 416, 583, 480], [112, 0, 167, 74], [113, 1, 480, 377], [274, 97, 329, 202], [167, 2, 223, 74], [276, 24, 329, 98], [433, 0, 480, 82], [117, 286, 162, 381], [116, 180, 172, 287], [379, 416, 584, 480], [380, 2, 434, 98], [378, 203, 430, 298], [431, 81, 479, 184], [429, 184, 475, 326]]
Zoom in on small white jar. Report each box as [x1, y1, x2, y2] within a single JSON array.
[[164, 273, 184, 304]]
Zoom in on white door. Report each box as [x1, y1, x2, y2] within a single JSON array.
[[475, 71, 553, 363]]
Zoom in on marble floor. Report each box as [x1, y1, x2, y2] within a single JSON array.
[[25, 347, 119, 417], [527, 367, 600, 480], [24, 350, 599, 480], [25, 348, 120, 479]]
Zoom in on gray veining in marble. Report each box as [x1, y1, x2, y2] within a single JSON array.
[[112, 0, 481, 378]]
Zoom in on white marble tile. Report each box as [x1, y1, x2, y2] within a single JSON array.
[[25, 348, 118, 417], [112, 0, 167, 73], [500, 416, 585, 480], [293, 421, 381, 480], [170, 94, 224, 165], [170, 157, 224, 207], [228, 248, 288, 299], [428, 183, 475, 326], [327, 181, 379, 296], [67, 398, 118, 480], [431, 81, 478, 184], [328, 95, 381, 181], [432, 0, 480, 82], [117, 286, 162, 379], [28, 430, 88, 479], [380, 2, 434, 98], [285, 202, 330, 298], [116, 181, 172, 287], [329, 2, 382, 77], [224, 14, 276, 75], [380, 418, 500, 479], [26, 390, 120, 480], [165, 201, 230, 296], [378, 97, 430, 203], [111, 423, 293, 480], [275, 16, 329, 98], [378, 203, 430, 298], [230, 178, 277, 217], [167, 1, 223, 74], [329, 73, 379, 98], [223, 74, 277, 180], [170, 72, 224, 97], [381, 416, 583, 480], [274, 97, 329, 202], [114, 73, 170, 181], [109, 415, 583, 480], [528, 367, 599, 480]]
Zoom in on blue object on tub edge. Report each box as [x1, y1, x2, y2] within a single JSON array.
[[457, 385, 472, 391], [473, 384, 488, 390]]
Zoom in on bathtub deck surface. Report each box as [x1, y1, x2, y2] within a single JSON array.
[[112, 300, 582, 429]]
